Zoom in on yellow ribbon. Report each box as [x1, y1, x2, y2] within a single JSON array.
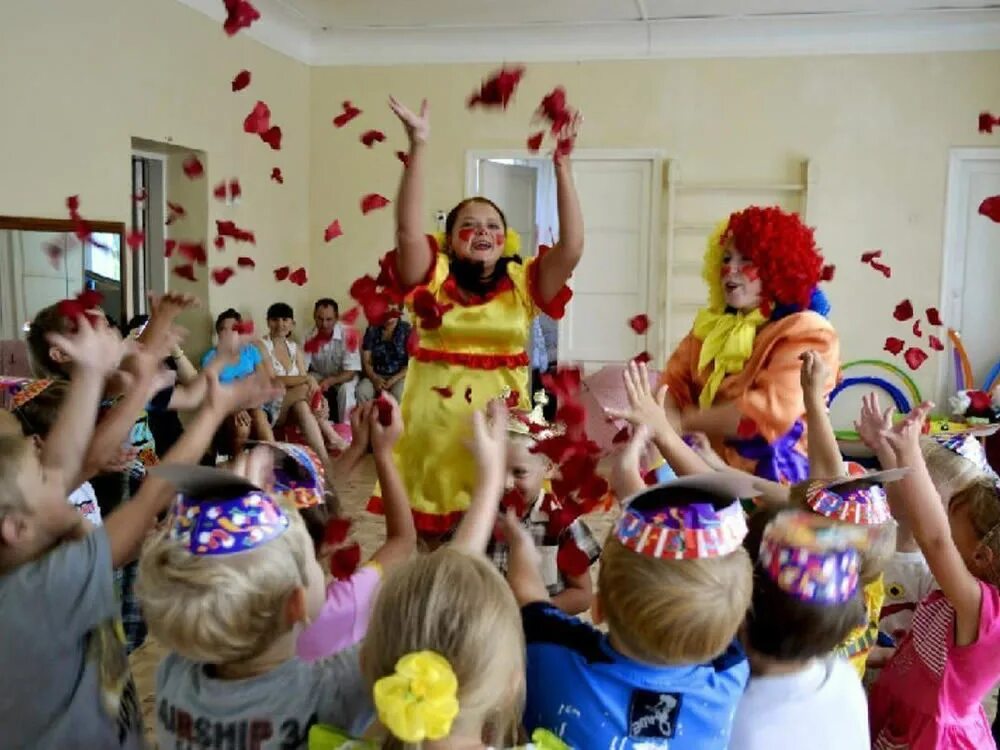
[[373, 651, 460, 743], [692, 307, 767, 409]]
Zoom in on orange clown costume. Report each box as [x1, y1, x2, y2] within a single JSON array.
[[661, 206, 840, 483], [367, 232, 571, 534]]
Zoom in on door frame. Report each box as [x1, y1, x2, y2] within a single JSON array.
[[937, 147, 1000, 402], [465, 149, 665, 363]]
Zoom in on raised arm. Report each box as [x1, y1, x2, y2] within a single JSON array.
[[499, 509, 550, 607], [388, 96, 434, 288], [536, 155, 584, 303], [450, 401, 508, 554], [883, 403, 983, 646], [799, 350, 844, 478], [368, 397, 417, 570]]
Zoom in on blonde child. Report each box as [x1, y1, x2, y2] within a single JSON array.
[[730, 511, 870, 749], [309, 401, 539, 749], [868, 402, 1000, 748], [487, 392, 599, 615], [0, 316, 269, 749]]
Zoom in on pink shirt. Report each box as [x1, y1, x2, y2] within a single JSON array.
[[296, 564, 381, 661], [869, 580, 1000, 750]]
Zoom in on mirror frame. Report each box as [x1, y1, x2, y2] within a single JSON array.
[[0, 214, 129, 326]]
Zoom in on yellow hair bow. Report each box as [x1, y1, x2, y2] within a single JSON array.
[[433, 227, 522, 257], [373, 651, 460, 743], [531, 728, 570, 749]]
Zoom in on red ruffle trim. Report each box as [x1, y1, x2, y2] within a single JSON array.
[[366, 495, 465, 534], [380, 236, 438, 297], [441, 271, 515, 307], [413, 347, 529, 370], [527, 245, 573, 319]]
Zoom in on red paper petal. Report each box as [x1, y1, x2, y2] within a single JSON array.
[[164, 239, 177, 258], [166, 201, 186, 217], [505, 390, 520, 409], [980, 112, 997, 134], [270, 167, 283, 184], [349, 274, 378, 302], [273, 265, 290, 281], [237, 256, 256, 268], [340, 306, 361, 326], [979, 195, 1000, 223], [737, 417, 759, 440], [904, 347, 928, 371], [323, 517, 352, 546], [43, 242, 63, 269], [860, 250, 882, 263], [329, 542, 361, 580], [222, 0, 260, 36], [884, 337, 905, 356], [178, 242, 207, 265], [526, 131, 545, 153], [216, 220, 255, 244], [360, 130, 386, 148], [556, 541, 590, 577], [324, 219, 343, 242], [893, 299, 913, 322], [234, 320, 255, 335], [182, 155, 204, 179], [229, 179, 242, 200], [912, 319, 923, 338], [211, 267, 235, 286], [820, 264, 836, 282], [231, 69, 251, 92], [632, 351, 651, 365], [467, 65, 525, 110], [395, 151, 410, 167], [869, 260, 892, 278], [332, 101, 362, 128], [375, 396, 393, 426], [289, 267, 308, 286], [464, 386, 473, 404], [132, 189, 147, 203], [499, 488, 527, 519], [261, 125, 282, 150], [173, 263, 197, 282], [612, 426, 630, 444], [541, 368, 583, 401], [126, 229, 144, 252], [360, 193, 391, 215], [213, 181, 228, 201], [628, 314, 650, 334], [66, 195, 80, 214], [929, 334, 944, 351], [432, 386, 453, 399], [214, 236, 225, 250], [926, 307, 942, 326], [345, 328, 360, 352], [243, 100, 271, 134], [538, 87, 573, 133]]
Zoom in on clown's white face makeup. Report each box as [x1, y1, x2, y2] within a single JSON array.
[[721, 246, 763, 312], [450, 202, 506, 274]]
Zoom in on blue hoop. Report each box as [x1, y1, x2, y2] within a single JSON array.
[[827, 376, 911, 415]]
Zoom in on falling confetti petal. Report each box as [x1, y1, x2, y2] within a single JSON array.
[[556, 540, 590, 577], [884, 337, 905, 356], [869, 260, 892, 278], [912, 319, 922, 338], [270, 167, 283, 184], [177, 242, 207, 265], [926, 307, 942, 326], [222, 0, 260, 36], [375, 396, 393, 426], [345, 328, 360, 352], [892, 300, 913, 322], [289, 267, 308, 286], [820, 264, 836, 282], [243, 100, 271, 134], [234, 320, 255, 335], [526, 131, 545, 153], [237, 256, 256, 268], [360, 130, 386, 148], [979, 195, 1000, 223], [628, 314, 650, 335], [212, 267, 236, 285], [929, 334, 944, 351], [360, 193, 391, 215], [332, 101, 362, 128], [464, 386, 473, 404], [214, 236, 225, 250], [324, 517, 352, 546], [395, 151, 410, 167], [340, 307, 360, 326], [165, 239, 177, 258], [324, 219, 343, 242], [231, 69, 251, 92], [904, 347, 928, 371], [329, 543, 361, 580], [980, 112, 998, 134], [173, 263, 197, 282], [126, 229, 144, 252], [261, 125, 282, 150], [182, 155, 204, 179], [632, 351, 651, 365], [273, 265, 290, 281], [467, 65, 526, 110], [860, 250, 882, 263]]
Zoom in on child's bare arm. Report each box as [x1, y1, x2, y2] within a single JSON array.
[[854, 391, 898, 470], [610, 424, 649, 500], [388, 96, 433, 287], [103, 372, 277, 568], [884, 403, 983, 646], [41, 317, 127, 488], [551, 570, 593, 615], [800, 350, 844, 479], [499, 509, 550, 606], [368, 397, 417, 570], [451, 402, 508, 554]]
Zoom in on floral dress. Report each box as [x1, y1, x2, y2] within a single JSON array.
[[368, 236, 570, 533]]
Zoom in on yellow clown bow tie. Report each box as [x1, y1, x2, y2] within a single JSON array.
[[692, 307, 767, 408]]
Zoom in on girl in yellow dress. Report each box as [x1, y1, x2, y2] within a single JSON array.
[[366, 97, 583, 536]]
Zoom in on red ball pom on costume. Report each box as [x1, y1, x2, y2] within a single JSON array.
[[723, 206, 824, 314]]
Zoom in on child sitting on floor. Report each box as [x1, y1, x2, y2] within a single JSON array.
[[730, 510, 870, 749], [487, 391, 599, 615]]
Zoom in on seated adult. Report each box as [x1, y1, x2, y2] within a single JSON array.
[[201, 308, 274, 457], [304, 298, 361, 422], [357, 306, 411, 404]]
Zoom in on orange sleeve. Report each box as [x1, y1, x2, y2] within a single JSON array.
[[737, 314, 840, 442], [660, 334, 701, 411]]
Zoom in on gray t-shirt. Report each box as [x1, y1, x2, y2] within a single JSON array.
[[0, 528, 143, 749], [155, 645, 373, 749]]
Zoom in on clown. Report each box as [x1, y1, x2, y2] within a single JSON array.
[[661, 205, 840, 483], [364, 97, 583, 535]]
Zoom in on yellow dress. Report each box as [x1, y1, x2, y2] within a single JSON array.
[[368, 237, 570, 534], [834, 574, 885, 679]]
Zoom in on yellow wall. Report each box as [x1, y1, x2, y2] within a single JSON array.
[[309, 54, 1000, 395], [0, 0, 312, 358]]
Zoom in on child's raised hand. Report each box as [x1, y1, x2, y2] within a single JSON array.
[[798, 350, 831, 401], [371, 394, 403, 454], [206, 370, 281, 417], [604, 360, 673, 443], [854, 392, 896, 457], [349, 402, 373, 451], [388, 96, 430, 144], [882, 401, 933, 463], [48, 314, 127, 376], [147, 291, 200, 322], [610, 423, 650, 498], [470, 399, 508, 480]]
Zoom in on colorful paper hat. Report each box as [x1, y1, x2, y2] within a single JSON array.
[[934, 433, 999, 481], [9, 378, 53, 409], [152, 465, 290, 556], [800, 462, 905, 525], [615, 473, 756, 560], [760, 511, 863, 605], [506, 389, 561, 442], [269, 442, 326, 509]]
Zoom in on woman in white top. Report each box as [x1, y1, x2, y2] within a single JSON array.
[[259, 303, 346, 471]]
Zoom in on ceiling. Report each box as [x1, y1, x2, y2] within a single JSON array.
[[177, 0, 1000, 64]]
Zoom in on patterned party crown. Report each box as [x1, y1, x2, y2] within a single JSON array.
[[153, 465, 290, 556], [8, 378, 53, 409], [615, 473, 756, 560], [506, 389, 561, 442], [760, 511, 864, 605], [270, 442, 326, 509], [935, 433, 999, 482], [801, 462, 905, 526]]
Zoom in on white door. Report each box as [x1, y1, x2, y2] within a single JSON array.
[[940, 149, 1000, 400], [559, 159, 654, 373], [477, 161, 538, 257]]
